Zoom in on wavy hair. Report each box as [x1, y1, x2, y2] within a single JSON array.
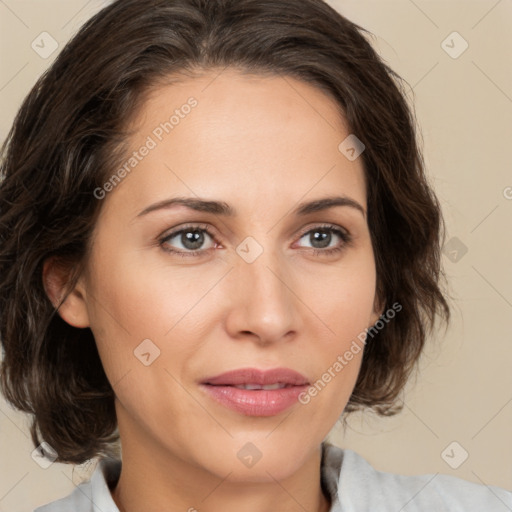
[[0, 0, 450, 463]]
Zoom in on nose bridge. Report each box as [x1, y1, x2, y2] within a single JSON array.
[[227, 238, 298, 342]]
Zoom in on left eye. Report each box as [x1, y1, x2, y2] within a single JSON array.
[[296, 226, 350, 251]]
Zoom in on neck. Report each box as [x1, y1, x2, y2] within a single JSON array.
[[111, 420, 331, 512]]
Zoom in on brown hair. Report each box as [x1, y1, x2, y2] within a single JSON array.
[[0, 0, 450, 464]]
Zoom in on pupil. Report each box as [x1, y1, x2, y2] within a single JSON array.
[[312, 230, 330, 249], [183, 230, 204, 250]]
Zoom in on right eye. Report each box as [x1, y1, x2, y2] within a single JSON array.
[[159, 224, 219, 257]]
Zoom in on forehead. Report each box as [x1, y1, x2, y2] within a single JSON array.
[[102, 68, 367, 220]]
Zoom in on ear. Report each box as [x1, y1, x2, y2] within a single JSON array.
[[42, 257, 90, 328]]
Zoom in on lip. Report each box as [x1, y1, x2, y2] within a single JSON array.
[[202, 367, 310, 387], [200, 367, 310, 417]]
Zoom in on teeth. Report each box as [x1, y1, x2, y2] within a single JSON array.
[[233, 383, 288, 390]]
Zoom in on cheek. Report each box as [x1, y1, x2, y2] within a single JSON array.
[[330, 267, 377, 337], [84, 246, 224, 376], [302, 251, 376, 396], [306, 249, 377, 341]]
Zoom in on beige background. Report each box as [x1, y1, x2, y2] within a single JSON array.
[[1, 0, 511, 510]]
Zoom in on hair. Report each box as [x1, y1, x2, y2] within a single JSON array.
[[0, 0, 450, 464]]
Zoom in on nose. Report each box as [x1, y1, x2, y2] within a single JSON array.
[[224, 247, 301, 345]]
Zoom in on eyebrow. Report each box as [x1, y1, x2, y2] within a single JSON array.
[[135, 195, 366, 219]]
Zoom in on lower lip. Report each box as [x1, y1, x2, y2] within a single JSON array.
[[200, 384, 309, 416]]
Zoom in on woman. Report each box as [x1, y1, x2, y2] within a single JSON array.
[[0, 0, 510, 511]]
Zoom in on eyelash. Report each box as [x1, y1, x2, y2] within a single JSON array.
[[158, 223, 352, 258]]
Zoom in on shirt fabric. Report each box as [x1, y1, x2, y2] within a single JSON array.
[[34, 441, 512, 511]]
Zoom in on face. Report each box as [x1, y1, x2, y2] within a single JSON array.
[[63, 68, 382, 481]]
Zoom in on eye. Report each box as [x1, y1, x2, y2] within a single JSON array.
[[159, 224, 218, 257], [158, 223, 352, 258], [296, 224, 352, 256]]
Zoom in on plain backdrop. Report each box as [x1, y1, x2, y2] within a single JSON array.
[[0, 1, 511, 510]]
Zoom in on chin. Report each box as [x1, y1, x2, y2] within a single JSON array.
[[196, 434, 317, 482]]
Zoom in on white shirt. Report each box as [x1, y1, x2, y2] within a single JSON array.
[[34, 441, 512, 511]]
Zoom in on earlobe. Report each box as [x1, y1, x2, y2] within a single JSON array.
[[42, 257, 90, 328]]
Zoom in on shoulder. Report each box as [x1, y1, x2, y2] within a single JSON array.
[[33, 479, 94, 512], [322, 442, 512, 511], [33, 459, 121, 512]]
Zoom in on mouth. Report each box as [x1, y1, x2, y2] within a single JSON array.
[[222, 382, 295, 390], [200, 367, 310, 416], [201, 367, 310, 387]]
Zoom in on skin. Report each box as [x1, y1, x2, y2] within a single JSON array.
[[44, 68, 383, 512]]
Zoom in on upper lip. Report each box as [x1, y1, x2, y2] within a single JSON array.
[[202, 367, 310, 386]]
